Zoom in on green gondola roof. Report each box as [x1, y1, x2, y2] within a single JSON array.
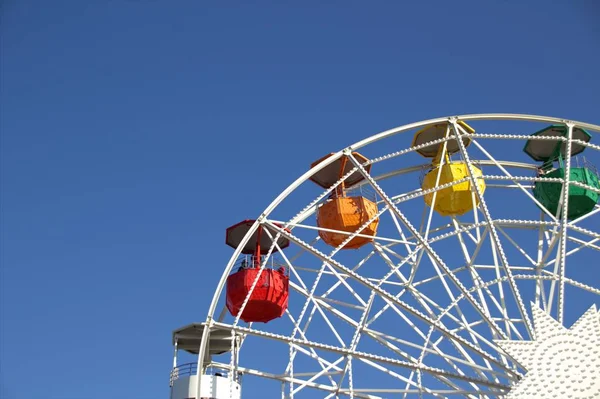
[[523, 125, 592, 162]]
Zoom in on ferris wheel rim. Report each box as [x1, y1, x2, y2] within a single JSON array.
[[192, 113, 600, 399]]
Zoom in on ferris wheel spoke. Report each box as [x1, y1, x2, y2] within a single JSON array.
[[425, 272, 556, 358], [447, 317, 524, 335], [395, 242, 516, 349], [359, 333, 493, 399], [288, 283, 348, 347], [537, 239, 599, 308], [407, 226, 524, 342], [285, 234, 323, 263], [372, 243, 419, 289], [454, 272, 525, 341], [289, 352, 345, 396], [289, 276, 373, 351], [297, 263, 437, 368], [300, 291, 425, 367], [214, 320, 511, 390], [455, 260, 514, 339], [469, 138, 559, 222], [566, 235, 600, 252], [263, 220, 371, 355], [321, 263, 368, 307], [373, 241, 497, 354], [372, 244, 444, 321], [450, 218, 494, 326], [270, 221, 518, 376], [414, 268, 507, 384], [495, 226, 538, 267], [485, 226, 512, 338], [288, 270, 378, 354], [377, 243, 419, 271], [363, 325, 500, 378], [428, 220, 485, 246], [294, 251, 377, 322], [537, 270, 600, 296], [570, 224, 600, 240], [370, 243, 501, 365], [425, 271, 600, 356], [424, 261, 500, 374], [391, 212, 421, 272], [456, 227, 519, 338], [535, 213, 548, 309], [287, 259, 369, 311], [546, 238, 565, 316], [367, 362, 480, 399], [417, 124, 452, 245], [569, 203, 600, 225], [331, 292, 376, 399], [355, 357, 453, 399], [286, 330, 343, 391], [451, 122, 535, 340], [555, 123, 575, 324], [451, 217, 481, 248], [378, 248, 426, 290], [287, 332, 346, 396], [365, 246, 517, 380], [285, 334, 344, 390], [210, 360, 374, 399], [287, 258, 332, 362], [263, 224, 355, 351], [388, 205, 419, 249], [391, 305, 509, 382], [540, 226, 560, 271], [346, 152, 511, 344], [540, 235, 600, 271]]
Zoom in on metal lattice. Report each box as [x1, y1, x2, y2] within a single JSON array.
[[187, 114, 600, 399]]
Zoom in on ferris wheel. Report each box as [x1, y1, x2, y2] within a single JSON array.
[[169, 114, 600, 399]]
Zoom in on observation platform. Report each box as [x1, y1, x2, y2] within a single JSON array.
[[170, 323, 243, 399]]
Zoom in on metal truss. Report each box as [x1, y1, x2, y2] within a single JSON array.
[[191, 114, 600, 399]]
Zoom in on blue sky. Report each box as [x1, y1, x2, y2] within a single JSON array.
[[1, 1, 599, 398]]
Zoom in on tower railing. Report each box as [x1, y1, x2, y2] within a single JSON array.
[[170, 363, 240, 387], [169, 362, 196, 386]]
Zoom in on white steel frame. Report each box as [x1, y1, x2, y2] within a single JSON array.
[[190, 114, 600, 399]]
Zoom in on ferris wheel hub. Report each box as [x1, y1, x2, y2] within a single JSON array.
[[496, 304, 600, 398]]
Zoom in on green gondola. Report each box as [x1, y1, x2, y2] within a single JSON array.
[[524, 125, 599, 220]]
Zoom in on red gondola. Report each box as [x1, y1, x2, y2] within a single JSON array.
[[224, 220, 290, 323]]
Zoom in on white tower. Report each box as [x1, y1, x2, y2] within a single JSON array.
[[170, 323, 241, 399]]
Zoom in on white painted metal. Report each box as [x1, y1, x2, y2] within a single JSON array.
[[172, 374, 241, 399], [180, 114, 600, 398], [495, 304, 600, 398]]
